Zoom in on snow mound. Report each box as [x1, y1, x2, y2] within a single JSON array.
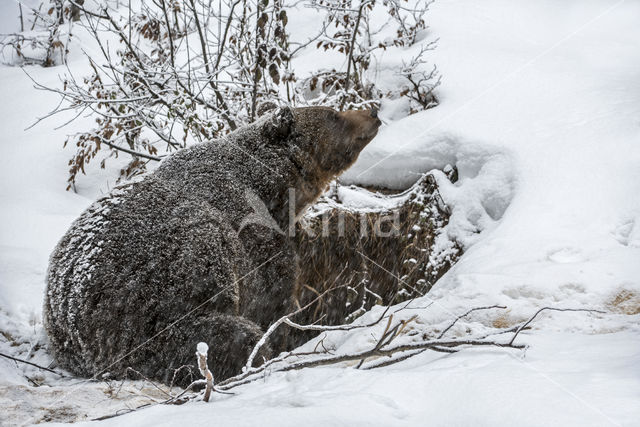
[[342, 131, 517, 248]]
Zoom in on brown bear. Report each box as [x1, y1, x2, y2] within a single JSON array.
[[43, 106, 380, 386]]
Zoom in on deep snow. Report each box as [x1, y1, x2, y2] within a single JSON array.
[[1, 0, 639, 425]]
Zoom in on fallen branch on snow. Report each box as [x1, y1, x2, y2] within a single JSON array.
[[217, 305, 605, 390], [0, 351, 68, 377]]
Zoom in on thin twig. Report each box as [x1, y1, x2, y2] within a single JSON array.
[[508, 307, 605, 345], [438, 305, 507, 339], [0, 352, 68, 377], [244, 283, 350, 370]]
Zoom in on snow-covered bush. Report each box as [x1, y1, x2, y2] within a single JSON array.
[[299, 0, 439, 112], [31, 0, 294, 190], [0, 0, 78, 67]]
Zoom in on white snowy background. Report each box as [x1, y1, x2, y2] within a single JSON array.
[[1, 0, 639, 425]]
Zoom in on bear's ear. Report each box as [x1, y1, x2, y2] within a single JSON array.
[[262, 106, 295, 141], [257, 101, 278, 117]]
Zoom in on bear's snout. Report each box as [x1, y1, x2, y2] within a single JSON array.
[[340, 109, 382, 146]]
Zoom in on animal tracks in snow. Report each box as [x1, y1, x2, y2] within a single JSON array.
[[612, 217, 640, 248], [547, 247, 585, 264]]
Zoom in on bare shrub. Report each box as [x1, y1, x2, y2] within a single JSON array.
[[31, 0, 294, 190], [300, 0, 440, 112], [0, 1, 75, 67]]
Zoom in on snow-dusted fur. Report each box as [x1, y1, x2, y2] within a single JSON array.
[[43, 106, 381, 385]]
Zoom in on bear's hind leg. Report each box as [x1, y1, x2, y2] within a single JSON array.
[[153, 314, 271, 387]]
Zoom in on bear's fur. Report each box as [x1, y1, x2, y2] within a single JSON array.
[[44, 106, 381, 385]]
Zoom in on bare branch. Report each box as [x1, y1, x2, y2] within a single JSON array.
[[438, 305, 507, 339], [0, 352, 68, 377], [244, 283, 350, 370], [508, 307, 605, 345]]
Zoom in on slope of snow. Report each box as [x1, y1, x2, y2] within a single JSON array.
[[52, 331, 640, 427], [343, 0, 640, 319], [1, 0, 639, 425]]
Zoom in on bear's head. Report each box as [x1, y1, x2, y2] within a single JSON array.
[[259, 105, 381, 218], [296, 106, 381, 175], [263, 106, 381, 175]]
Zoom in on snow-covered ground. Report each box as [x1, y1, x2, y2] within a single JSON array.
[[1, 0, 640, 425]]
